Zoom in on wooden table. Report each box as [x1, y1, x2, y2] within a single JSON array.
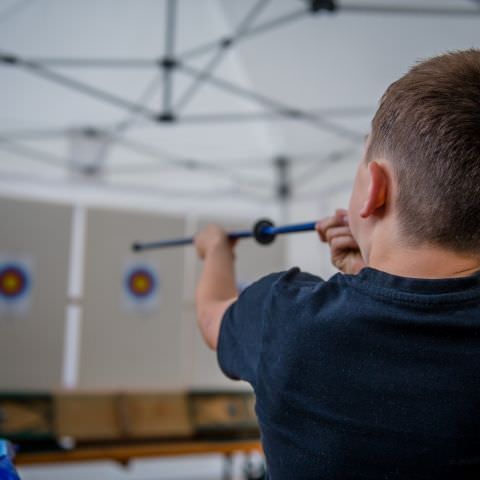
[[15, 439, 263, 480]]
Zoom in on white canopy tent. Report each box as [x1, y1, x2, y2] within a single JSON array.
[[2, 4, 480, 478], [1, 0, 480, 270]]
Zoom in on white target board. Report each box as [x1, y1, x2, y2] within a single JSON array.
[[79, 207, 186, 389], [122, 261, 161, 314], [0, 197, 71, 389]]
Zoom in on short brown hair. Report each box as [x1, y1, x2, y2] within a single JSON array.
[[367, 49, 480, 253]]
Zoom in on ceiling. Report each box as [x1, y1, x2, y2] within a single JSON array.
[[1, 0, 479, 215]]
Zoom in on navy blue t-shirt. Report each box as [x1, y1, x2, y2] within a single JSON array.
[[217, 267, 480, 479]]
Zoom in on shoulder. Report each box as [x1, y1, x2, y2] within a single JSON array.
[[277, 267, 326, 288], [240, 268, 331, 308], [245, 267, 324, 293], [235, 269, 348, 314]]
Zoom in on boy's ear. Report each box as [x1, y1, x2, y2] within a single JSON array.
[[359, 161, 388, 218]]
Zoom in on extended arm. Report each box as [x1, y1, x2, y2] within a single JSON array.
[[194, 225, 238, 350]]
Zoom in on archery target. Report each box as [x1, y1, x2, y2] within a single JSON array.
[[0, 264, 29, 299], [0, 259, 33, 316], [126, 267, 156, 299], [123, 263, 160, 313]]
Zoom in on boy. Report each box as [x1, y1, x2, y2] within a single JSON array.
[[194, 50, 480, 479]]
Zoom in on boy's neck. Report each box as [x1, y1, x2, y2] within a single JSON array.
[[367, 229, 480, 279]]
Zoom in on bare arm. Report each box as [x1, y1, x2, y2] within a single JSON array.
[[194, 225, 238, 350]]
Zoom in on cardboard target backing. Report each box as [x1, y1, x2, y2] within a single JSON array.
[[79, 208, 186, 389], [0, 197, 71, 389]]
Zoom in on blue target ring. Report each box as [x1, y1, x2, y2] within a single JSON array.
[[0, 263, 31, 301]]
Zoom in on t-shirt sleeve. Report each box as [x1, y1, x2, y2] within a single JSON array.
[[217, 271, 287, 388]]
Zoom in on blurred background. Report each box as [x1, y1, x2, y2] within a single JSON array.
[[1, 0, 480, 478]]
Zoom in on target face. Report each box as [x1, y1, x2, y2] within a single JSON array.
[[0, 263, 30, 300], [125, 266, 158, 301]]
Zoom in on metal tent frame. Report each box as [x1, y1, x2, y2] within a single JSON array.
[[1, 0, 479, 202]]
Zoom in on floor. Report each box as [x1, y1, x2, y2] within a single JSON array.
[[17, 452, 266, 480]]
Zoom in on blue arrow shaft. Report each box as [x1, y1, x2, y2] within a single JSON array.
[[267, 221, 317, 236], [133, 221, 317, 251]]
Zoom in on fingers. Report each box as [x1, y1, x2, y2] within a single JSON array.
[[315, 209, 365, 274], [330, 235, 359, 253], [334, 208, 348, 219], [316, 209, 349, 242], [194, 224, 234, 260], [324, 226, 351, 243]]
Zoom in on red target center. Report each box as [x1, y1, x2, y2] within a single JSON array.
[[0, 267, 27, 298], [128, 270, 155, 297]]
